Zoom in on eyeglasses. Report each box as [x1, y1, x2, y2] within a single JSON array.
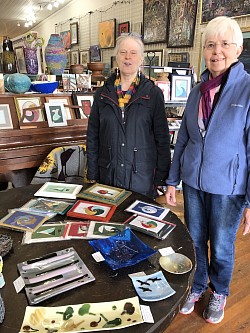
[[204, 42, 237, 50]]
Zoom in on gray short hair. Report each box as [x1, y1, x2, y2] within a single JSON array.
[[202, 16, 243, 48], [114, 33, 144, 61]]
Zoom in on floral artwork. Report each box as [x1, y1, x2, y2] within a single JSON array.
[[19, 296, 143, 332]]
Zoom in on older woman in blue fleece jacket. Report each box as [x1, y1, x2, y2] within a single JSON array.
[[165, 16, 250, 324]]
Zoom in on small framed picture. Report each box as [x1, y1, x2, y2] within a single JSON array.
[[71, 50, 79, 65], [14, 96, 44, 123], [79, 49, 90, 67], [76, 74, 91, 91], [44, 95, 74, 120], [67, 200, 116, 222], [45, 102, 68, 127], [0, 104, 13, 129], [61, 74, 77, 92], [125, 200, 170, 221], [70, 22, 78, 45], [90, 45, 101, 62], [171, 75, 192, 101], [14, 46, 27, 74], [34, 182, 83, 200], [72, 92, 94, 118], [118, 21, 130, 36]]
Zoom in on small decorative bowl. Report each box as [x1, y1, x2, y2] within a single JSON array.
[[30, 81, 58, 94], [159, 253, 192, 274]]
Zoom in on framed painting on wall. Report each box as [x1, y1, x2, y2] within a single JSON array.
[[143, 0, 169, 44], [60, 30, 71, 49], [201, 0, 250, 24], [99, 19, 116, 49], [79, 49, 89, 67], [90, 45, 101, 62], [71, 50, 79, 65], [167, 0, 198, 47], [70, 22, 78, 45], [118, 21, 130, 36]]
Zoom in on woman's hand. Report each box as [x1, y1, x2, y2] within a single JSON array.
[[165, 185, 177, 206], [241, 208, 250, 235]]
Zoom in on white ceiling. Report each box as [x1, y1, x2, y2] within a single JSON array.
[[0, 0, 73, 39]]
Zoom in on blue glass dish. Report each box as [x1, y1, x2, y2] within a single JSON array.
[[89, 228, 156, 270]]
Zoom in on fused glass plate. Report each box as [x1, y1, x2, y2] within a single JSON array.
[[89, 228, 156, 270], [130, 271, 176, 302]]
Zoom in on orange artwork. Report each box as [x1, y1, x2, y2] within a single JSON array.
[[99, 19, 116, 48]]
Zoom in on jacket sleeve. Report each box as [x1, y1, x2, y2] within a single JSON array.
[[152, 86, 171, 185], [245, 107, 250, 207], [86, 90, 101, 181]]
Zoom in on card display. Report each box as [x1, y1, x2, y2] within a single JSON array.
[[21, 198, 73, 215], [125, 200, 170, 221], [34, 182, 83, 200]]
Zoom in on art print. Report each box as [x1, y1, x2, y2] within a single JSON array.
[[90, 45, 101, 62], [125, 200, 169, 220], [99, 19, 116, 48], [45, 102, 68, 127], [34, 182, 83, 200], [60, 30, 71, 49], [143, 0, 169, 44], [118, 21, 130, 36], [72, 93, 94, 118], [87, 221, 126, 239], [67, 200, 116, 222], [201, 0, 250, 24], [70, 22, 78, 45], [71, 50, 79, 65], [45, 96, 73, 120], [23, 223, 67, 244], [0, 210, 48, 232], [0, 104, 13, 129], [79, 49, 90, 67], [22, 198, 72, 215], [85, 183, 124, 200], [64, 221, 90, 239], [14, 97, 44, 123], [14, 46, 27, 73], [76, 74, 91, 91], [143, 50, 163, 80], [167, 0, 198, 47], [62, 73, 77, 92], [171, 75, 192, 101]]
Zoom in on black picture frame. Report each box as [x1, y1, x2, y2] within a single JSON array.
[[70, 22, 79, 45]]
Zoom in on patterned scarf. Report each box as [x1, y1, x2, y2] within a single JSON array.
[[114, 74, 140, 111], [199, 71, 225, 128]]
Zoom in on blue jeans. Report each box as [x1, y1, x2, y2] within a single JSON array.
[[183, 183, 245, 296]]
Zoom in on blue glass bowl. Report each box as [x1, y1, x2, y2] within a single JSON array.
[[30, 81, 58, 94], [89, 228, 157, 270]]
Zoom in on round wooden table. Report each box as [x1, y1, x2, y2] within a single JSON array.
[[0, 184, 195, 333]]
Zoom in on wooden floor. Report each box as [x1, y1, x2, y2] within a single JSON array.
[[156, 192, 250, 333]]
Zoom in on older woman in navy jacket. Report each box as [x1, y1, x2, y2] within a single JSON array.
[[87, 34, 171, 198], [165, 16, 250, 324]]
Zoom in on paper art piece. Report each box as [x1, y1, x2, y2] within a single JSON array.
[[22, 223, 67, 244], [171, 75, 192, 101], [0, 210, 49, 232], [21, 198, 73, 215], [131, 270, 176, 301], [125, 200, 170, 221], [77, 183, 131, 206], [0, 104, 13, 129], [19, 296, 143, 332], [125, 215, 176, 240], [17, 247, 95, 304], [99, 19, 116, 48], [34, 182, 83, 200], [86, 221, 126, 239], [89, 228, 156, 270], [63, 220, 91, 239], [45, 102, 68, 127], [14, 96, 44, 123], [67, 200, 116, 222], [60, 30, 71, 49]]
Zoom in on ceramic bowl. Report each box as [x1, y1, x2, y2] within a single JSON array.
[[159, 253, 192, 274], [30, 81, 58, 94]]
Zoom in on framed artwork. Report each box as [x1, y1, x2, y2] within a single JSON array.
[[239, 29, 250, 74], [90, 45, 101, 62], [143, 50, 163, 79], [62, 73, 77, 92], [79, 49, 89, 67], [73, 92, 94, 118], [143, 0, 169, 44], [99, 19, 116, 49], [14, 97, 44, 123], [168, 52, 190, 63], [76, 74, 91, 91], [167, 0, 198, 47], [131, 22, 142, 36], [125, 200, 170, 221], [67, 200, 116, 222], [118, 21, 130, 36], [45, 95, 74, 120], [60, 30, 71, 49], [70, 22, 78, 45], [14, 46, 27, 74], [34, 182, 83, 200], [66, 50, 71, 68], [201, 1, 250, 24], [171, 75, 192, 101], [71, 50, 79, 65], [0, 104, 13, 129], [44, 102, 68, 127]]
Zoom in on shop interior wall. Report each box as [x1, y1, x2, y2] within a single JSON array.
[[15, 0, 250, 79]]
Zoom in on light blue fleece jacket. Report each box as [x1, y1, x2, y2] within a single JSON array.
[[166, 62, 250, 206]]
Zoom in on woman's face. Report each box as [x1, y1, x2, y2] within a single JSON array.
[[203, 29, 242, 78], [116, 38, 143, 77]]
